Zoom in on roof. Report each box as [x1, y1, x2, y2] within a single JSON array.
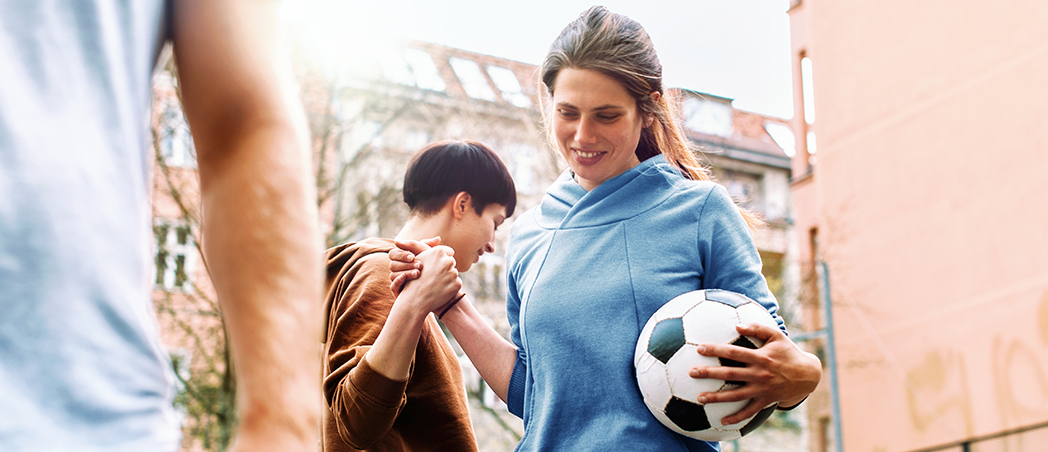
[[355, 41, 792, 169]]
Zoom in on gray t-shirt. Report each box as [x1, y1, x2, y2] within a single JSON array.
[[0, 1, 181, 450]]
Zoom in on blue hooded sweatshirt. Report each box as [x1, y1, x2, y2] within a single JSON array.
[[504, 155, 785, 451]]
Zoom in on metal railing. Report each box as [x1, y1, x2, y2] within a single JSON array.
[[910, 420, 1048, 452]]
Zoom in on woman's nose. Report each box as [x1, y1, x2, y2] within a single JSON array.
[[575, 117, 598, 144]]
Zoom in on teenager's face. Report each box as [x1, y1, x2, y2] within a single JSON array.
[[552, 68, 649, 191], [446, 202, 507, 273]]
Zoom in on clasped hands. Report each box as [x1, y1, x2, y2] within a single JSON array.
[[389, 237, 464, 316]]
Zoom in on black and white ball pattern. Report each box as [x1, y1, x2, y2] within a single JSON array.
[[634, 289, 780, 441]]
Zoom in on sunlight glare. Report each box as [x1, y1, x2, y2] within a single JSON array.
[[281, 0, 406, 79]]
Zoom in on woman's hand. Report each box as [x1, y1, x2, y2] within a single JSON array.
[[388, 237, 441, 297], [688, 322, 822, 425]]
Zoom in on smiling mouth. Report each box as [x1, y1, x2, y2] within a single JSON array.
[[575, 149, 603, 159]]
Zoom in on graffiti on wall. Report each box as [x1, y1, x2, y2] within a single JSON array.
[[904, 289, 1048, 435], [991, 289, 1048, 425], [905, 349, 974, 436]]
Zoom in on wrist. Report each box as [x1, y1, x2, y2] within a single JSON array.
[[438, 293, 465, 320], [388, 296, 430, 330], [777, 395, 808, 411], [436, 295, 472, 325], [394, 285, 440, 322]]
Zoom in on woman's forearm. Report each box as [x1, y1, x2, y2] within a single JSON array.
[[439, 297, 518, 402]]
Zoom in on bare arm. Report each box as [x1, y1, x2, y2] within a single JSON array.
[[437, 297, 518, 402], [366, 246, 463, 381], [171, 1, 321, 450]]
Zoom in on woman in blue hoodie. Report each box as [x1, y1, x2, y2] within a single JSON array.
[[390, 6, 822, 451]]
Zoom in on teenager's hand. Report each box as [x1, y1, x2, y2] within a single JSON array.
[[397, 245, 462, 315], [388, 237, 440, 297], [688, 323, 822, 425]]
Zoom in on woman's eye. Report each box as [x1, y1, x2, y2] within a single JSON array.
[[598, 114, 620, 121]]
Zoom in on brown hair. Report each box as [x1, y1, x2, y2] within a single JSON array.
[[539, 6, 762, 229]]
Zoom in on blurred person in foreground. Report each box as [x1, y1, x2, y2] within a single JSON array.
[[389, 6, 821, 451], [322, 140, 515, 451], [0, 1, 322, 451]]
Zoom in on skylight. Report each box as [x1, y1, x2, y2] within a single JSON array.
[[449, 57, 497, 102], [486, 65, 531, 108]]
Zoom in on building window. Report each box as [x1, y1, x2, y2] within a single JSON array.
[[158, 100, 196, 168], [682, 96, 733, 137], [817, 416, 832, 452], [402, 48, 446, 92], [469, 259, 504, 301], [807, 130, 818, 165], [344, 119, 384, 159], [764, 121, 796, 157], [378, 47, 446, 92], [715, 168, 763, 212], [491, 263, 503, 299], [486, 65, 531, 108], [404, 129, 430, 152], [504, 143, 537, 195], [474, 262, 490, 299], [154, 220, 195, 291], [449, 57, 497, 102], [801, 56, 816, 125]]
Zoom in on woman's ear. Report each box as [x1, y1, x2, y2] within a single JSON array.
[[645, 91, 661, 127], [451, 191, 472, 219]]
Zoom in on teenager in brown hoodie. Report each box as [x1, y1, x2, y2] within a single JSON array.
[[322, 140, 516, 451]]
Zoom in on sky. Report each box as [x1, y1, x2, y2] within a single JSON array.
[[288, 0, 795, 119]]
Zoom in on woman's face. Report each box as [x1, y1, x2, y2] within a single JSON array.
[[552, 68, 649, 191]]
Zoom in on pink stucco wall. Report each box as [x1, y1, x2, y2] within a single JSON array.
[[790, 0, 1048, 450]]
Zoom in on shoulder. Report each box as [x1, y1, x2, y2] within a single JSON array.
[[647, 169, 726, 214], [506, 206, 547, 250], [325, 238, 395, 303], [326, 238, 393, 272], [341, 252, 392, 293]]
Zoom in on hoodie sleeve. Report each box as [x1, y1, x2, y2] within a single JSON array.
[[697, 185, 788, 334], [505, 263, 528, 419], [323, 253, 409, 449]]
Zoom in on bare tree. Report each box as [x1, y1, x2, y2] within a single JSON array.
[[149, 53, 238, 451]]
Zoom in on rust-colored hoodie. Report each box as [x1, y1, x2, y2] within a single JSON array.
[[322, 238, 477, 452]]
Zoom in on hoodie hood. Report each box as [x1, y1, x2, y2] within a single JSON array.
[[537, 154, 685, 229]]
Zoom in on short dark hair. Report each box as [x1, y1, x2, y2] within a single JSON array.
[[403, 140, 517, 218]]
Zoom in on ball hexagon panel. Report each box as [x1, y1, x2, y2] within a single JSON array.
[[720, 336, 759, 368], [702, 289, 753, 308], [634, 292, 703, 365], [681, 300, 740, 346], [721, 336, 759, 385], [736, 301, 780, 331], [665, 397, 711, 432], [635, 350, 672, 409], [739, 405, 778, 437], [664, 343, 723, 402], [648, 317, 686, 364]]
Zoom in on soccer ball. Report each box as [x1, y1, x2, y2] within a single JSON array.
[[634, 289, 780, 441]]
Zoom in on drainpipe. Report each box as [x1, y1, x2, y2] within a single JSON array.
[[791, 262, 843, 452]]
